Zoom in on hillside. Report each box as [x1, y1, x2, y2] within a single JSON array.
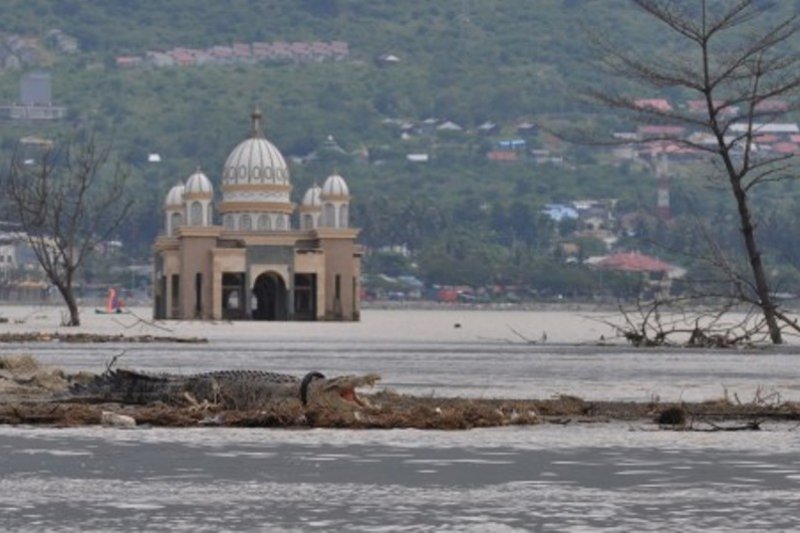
[[0, 0, 799, 295]]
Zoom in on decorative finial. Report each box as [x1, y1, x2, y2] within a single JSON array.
[[251, 105, 263, 137]]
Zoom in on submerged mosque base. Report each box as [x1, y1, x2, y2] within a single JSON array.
[[153, 109, 361, 321]]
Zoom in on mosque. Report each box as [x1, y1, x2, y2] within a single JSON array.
[[152, 108, 361, 321]]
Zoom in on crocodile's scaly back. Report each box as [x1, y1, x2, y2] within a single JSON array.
[[184, 370, 305, 409], [70, 369, 303, 407], [69, 368, 379, 411]]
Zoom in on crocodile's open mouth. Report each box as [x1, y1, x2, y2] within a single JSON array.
[[339, 387, 368, 406], [320, 373, 381, 408]]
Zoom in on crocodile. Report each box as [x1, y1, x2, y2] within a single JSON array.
[[68, 369, 381, 410]]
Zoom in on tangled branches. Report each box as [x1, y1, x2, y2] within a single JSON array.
[[599, 296, 784, 348]]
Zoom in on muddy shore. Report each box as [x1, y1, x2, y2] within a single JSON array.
[[2, 355, 798, 431]]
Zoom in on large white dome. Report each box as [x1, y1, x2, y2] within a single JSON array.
[[219, 108, 294, 232], [222, 109, 290, 186]]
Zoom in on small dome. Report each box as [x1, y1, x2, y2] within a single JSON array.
[[185, 169, 213, 197], [164, 182, 185, 208], [301, 185, 322, 207], [321, 173, 349, 197]]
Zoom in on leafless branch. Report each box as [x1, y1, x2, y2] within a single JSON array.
[[2, 130, 132, 326], [585, 0, 800, 343]]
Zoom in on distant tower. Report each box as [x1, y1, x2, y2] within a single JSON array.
[[20, 71, 51, 106], [655, 154, 671, 219], [457, 0, 474, 56]]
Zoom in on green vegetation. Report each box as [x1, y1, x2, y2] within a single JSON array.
[[0, 1, 799, 298]]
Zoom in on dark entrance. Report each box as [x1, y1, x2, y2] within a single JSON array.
[[222, 272, 246, 320], [154, 276, 167, 319], [293, 273, 317, 320], [252, 272, 288, 320]]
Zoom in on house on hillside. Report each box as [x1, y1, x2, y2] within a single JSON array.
[[592, 250, 685, 296], [476, 121, 499, 136], [634, 99, 673, 113], [637, 125, 686, 139], [116, 56, 142, 68], [542, 204, 579, 222], [304, 134, 349, 162], [496, 139, 526, 151], [146, 51, 174, 67], [406, 153, 429, 163], [488, 138, 526, 162], [375, 53, 400, 67], [487, 150, 518, 162], [44, 29, 78, 54], [685, 99, 739, 116], [0, 71, 66, 120], [436, 121, 463, 132], [728, 123, 800, 154], [516, 121, 539, 137], [730, 123, 800, 136], [756, 99, 789, 113], [0, 226, 51, 302]]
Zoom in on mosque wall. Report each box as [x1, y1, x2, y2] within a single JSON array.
[[177, 235, 217, 319], [318, 236, 361, 321]]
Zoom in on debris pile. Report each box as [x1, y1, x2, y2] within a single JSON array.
[[0, 332, 207, 343], [1, 356, 799, 430]]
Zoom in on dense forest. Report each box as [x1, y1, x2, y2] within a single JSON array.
[[1, 0, 800, 298]]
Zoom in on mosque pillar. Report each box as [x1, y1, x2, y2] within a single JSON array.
[[211, 265, 222, 320]]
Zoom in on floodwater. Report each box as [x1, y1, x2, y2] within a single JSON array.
[[2, 305, 800, 530]]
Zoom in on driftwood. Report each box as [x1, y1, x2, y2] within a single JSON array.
[[0, 332, 207, 344], [596, 295, 779, 348]]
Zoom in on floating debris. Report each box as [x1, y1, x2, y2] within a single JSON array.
[[0, 332, 207, 344], [101, 410, 136, 428]]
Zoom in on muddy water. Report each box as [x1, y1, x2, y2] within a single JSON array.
[[2, 306, 800, 530], [2, 425, 800, 531], [2, 306, 800, 403]]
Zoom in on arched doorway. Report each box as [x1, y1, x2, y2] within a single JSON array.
[[252, 272, 288, 320]]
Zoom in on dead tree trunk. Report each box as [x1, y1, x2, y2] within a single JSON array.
[[1, 132, 132, 327], [729, 176, 782, 343], [586, 0, 800, 343]]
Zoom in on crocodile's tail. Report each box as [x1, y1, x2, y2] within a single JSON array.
[[69, 369, 180, 404]]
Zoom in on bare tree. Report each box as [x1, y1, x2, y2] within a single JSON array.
[[2, 133, 132, 326], [588, 0, 800, 343]]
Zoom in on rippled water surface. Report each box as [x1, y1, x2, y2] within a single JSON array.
[[2, 306, 800, 530]]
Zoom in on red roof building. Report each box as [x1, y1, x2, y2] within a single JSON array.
[[638, 125, 686, 137], [634, 99, 673, 112], [773, 142, 799, 154], [487, 150, 519, 162], [595, 251, 674, 273]]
